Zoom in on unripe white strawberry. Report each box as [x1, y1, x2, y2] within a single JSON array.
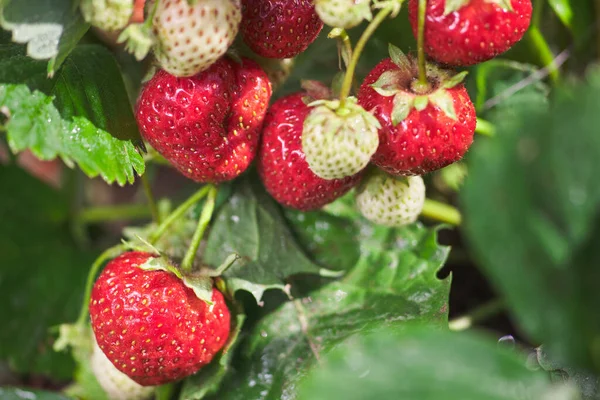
[[152, 0, 242, 77], [91, 339, 155, 400], [356, 170, 425, 227], [302, 97, 380, 180], [80, 0, 134, 31], [314, 0, 372, 29]]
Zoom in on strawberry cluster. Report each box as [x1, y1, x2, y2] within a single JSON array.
[[80, 0, 532, 393]]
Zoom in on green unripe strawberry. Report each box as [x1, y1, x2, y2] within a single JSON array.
[[302, 97, 380, 180], [91, 338, 155, 400], [314, 0, 372, 29], [80, 0, 134, 31], [356, 169, 425, 227]]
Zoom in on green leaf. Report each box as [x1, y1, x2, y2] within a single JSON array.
[[1, 0, 89, 75], [444, 0, 471, 14], [297, 325, 576, 400], [0, 45, 145, 186], [0, 388, 72, 400], [370, 70, 402, 96], [429, 90, 457, 120], [180, 314, 246, 400], [0, 166, 96, 379], [206, 224, 451, 400], [442, 70, 469, 89], [204, 177, 328, 303], [413, 95, 429, 111], [391, 93, 413, 125], [547, 0, 573, 29], [284, 207, 362, 272], [546, 0, 593, 43], [388, 43, 410, 71], [462, 67, 600, 371]]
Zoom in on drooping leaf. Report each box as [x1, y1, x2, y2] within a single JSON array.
[[0, 45, 144, 185], [297, 325, 577, 400], [204, 177, 328, 303], [0, 0, 89, 75], [462, 67, 600, 371], [203, 223, 451, 400], [0, 166, 96, 379]]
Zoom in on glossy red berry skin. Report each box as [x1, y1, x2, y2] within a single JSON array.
[[136, 57, 272, 183], [240, 0, 323, 59], [258, 93, 362, 211], [90, 252, 231, 386], [358, 58, 476, 176], [408, 0, 532, 66]]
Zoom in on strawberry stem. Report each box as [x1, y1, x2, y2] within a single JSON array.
[[416, 0, 429, 87], [527, 0, 559, 82], [338, 5, 394, 107], [421, 198, 461, 225], [449, 299, 504, 331], [180, 185, 218, 273], [76, 244, 127, 326], [141, 173, 161, 224], [475, 118, 496, 137], [149, 185, 212, 244]]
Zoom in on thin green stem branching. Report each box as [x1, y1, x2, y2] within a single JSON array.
[[180, 185, 217, 273], [339, 6, 394, 106]]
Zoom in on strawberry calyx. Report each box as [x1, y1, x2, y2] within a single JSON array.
[[307, 97, 381, 128], [118, 23, 155, 60], [373, 0, 405, 18], [370, 44, 468, 125], [361, 166, 409, 196], [443, 0, 514, 15], [138, 253, 240, 304]]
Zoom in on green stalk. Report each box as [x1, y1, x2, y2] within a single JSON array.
[[140, 173, 161, 223], [417, 0, 429, 86], [475, 118, 496, 137], [338, 6, 394, 106], [528, 27, 560, 83], [180, 185, 217, 273], [149, 185, 212, 244], [76, 244, 127, 326], [528, 0, 559, 82], [449, 299, 504, 331], [421, 199, 462, 225]]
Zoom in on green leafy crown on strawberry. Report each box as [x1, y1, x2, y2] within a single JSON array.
[[370, 44, 468, 126]]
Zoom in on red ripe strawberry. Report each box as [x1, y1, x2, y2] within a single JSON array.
[[358, 46, 476, 176], [408, 0, 532, 66], [240, 0, 323, 59], [258, 93, 362, 211], [90, 252, 231, 386], [136, 57, 272, 183]]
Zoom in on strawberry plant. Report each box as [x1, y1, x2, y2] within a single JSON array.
[[1, 0, 599, 399]]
